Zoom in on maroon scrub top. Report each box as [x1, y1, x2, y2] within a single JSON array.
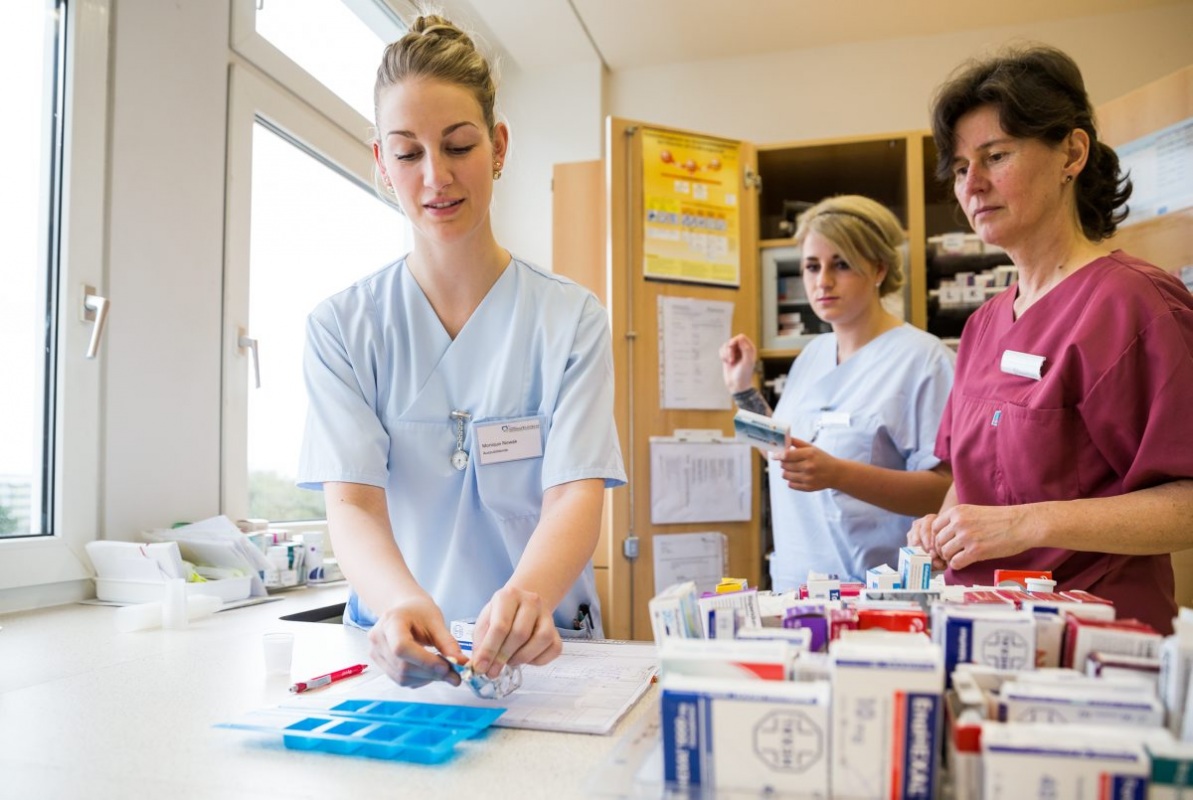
[[938, 252, 1193, 634]]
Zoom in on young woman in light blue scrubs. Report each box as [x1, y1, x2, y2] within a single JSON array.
[[721, 195, 955, 588], [297, 15, 625, 688]]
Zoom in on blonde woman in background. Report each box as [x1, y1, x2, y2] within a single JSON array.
[[721, 195, 955, 589]]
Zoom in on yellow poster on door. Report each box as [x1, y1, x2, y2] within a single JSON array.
[[641, 128, 741, 286]]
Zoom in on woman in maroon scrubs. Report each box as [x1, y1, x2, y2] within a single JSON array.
[[907, 45, 1193, 634]]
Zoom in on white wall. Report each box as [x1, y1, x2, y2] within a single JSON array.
[[483, 3, 1192, 273], [607, 5, 1193, 144], [102, 0, 229, 537], [492, 59, 605, 269]]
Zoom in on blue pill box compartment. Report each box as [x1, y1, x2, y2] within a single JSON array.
[[217, 701, 504, 763], [318, 699, 504, 736]]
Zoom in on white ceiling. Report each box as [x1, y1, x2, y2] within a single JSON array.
[[452, 0, 1187, 71]]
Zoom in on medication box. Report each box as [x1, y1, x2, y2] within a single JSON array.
[[866, 563, 902, 590], [733, 409, 789, 453], [660, 638, 793, 681], [829, 638, 944, 800], [981, 722, 1165, 800], [661, 675, 830, 796], [938, 607, 1037, 686], [898, 546, 932, 591]]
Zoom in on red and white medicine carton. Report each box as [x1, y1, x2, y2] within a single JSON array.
[[858, 608, 929, 634], [830, 637, 944, 800], [1062, 616, 1162, 670], [992, 568, 1052, 589], [1019, 591, 1117, 622], [660, 637, 793, 681]]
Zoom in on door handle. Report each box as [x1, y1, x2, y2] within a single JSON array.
[[82, 285, 110, 359], [238, 330, 261, 389]]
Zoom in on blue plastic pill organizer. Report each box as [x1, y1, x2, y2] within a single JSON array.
[[216, 699, 505, 763]]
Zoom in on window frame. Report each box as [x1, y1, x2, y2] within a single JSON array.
[[0, 0, 110, 607], [221, 61, 388, 526]]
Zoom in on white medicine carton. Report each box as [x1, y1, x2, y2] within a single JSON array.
[[981, 722, 1170, 800], [830, 637, 945, 800], [937, 606, 1037, 686], [660, 638, 793, 681], [898, 546, 932, 591], [998, 678, 1165, 728], [661, 674, 831, 797]]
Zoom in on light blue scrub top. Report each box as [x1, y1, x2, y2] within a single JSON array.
[[297, 256, 625, 637], [768, 324, 954, 588]]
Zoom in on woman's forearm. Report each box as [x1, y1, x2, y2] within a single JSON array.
[[1025, 479, 1193, 555], [833, 462, 953, 518], [507, 478, 604, 612], [324, 481, 428, 611]]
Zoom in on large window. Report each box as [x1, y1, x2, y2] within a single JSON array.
[[0, 0, 108, 604], [225, 2, 411, 524], [244, 123, 409, 521], [0, 2, 61, 538]]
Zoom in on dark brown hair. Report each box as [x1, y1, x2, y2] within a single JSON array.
[[930, 44, 1131, 241]]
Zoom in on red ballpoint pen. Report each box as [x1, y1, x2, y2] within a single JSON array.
[[289, 663, 368, 694]]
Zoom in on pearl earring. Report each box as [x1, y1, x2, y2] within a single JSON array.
[[1064, 174, 1073, 184], [493, 161, 503, 181]]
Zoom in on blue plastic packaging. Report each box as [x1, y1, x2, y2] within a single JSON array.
[[217, 699, 504, 763]]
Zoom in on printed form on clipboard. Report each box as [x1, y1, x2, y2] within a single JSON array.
[[293, 640, 659, 736]]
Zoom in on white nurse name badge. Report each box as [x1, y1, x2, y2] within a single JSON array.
[[474, 418, 544, 466], [1000, 349, 1046, 380]]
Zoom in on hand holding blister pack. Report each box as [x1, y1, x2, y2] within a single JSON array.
[[732, 408, 789, 454], [443, 656, 522, 700]]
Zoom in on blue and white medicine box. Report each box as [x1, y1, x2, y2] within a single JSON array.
[[938, 607, 1037, 687], [898, 546, 932, 591], [830, 638, 944, 800], [867, 563, 902, 591], [981, 722, 1167, 800], [661, 674, 830, 796]]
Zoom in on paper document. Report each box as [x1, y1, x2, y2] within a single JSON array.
[[649, 438, 750, 524], [299, 640, 659, 736], [658, 296, 733, 410], [652, 531, 727, 595]]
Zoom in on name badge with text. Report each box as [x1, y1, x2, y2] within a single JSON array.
[[474, 417, 544, 466]]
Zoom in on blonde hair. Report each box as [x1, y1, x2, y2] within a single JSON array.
[[374, 14, 498, 136], [793, 195, 906, 297]]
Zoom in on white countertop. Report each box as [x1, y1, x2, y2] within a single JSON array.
[[0, 585, 655, 799]]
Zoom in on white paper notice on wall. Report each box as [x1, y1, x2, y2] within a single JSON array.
[[653, 531, 728, 596], [649, 437, 750, 524], [658, 296, 734, 410]]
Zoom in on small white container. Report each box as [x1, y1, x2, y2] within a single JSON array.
[[262, 632, 294, 676], [95, 575, 252, 604], [1025, 577, 1057, 593], [162, 578, 189, 629]]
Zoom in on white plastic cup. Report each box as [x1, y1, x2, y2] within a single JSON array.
[[162, 578, 189, 629], [262, 632, 294, 675]]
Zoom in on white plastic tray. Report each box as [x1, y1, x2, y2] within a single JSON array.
[[95, 576, 253, 604]]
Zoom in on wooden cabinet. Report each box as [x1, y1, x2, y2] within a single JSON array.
[[555, 120, 762, 641]]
